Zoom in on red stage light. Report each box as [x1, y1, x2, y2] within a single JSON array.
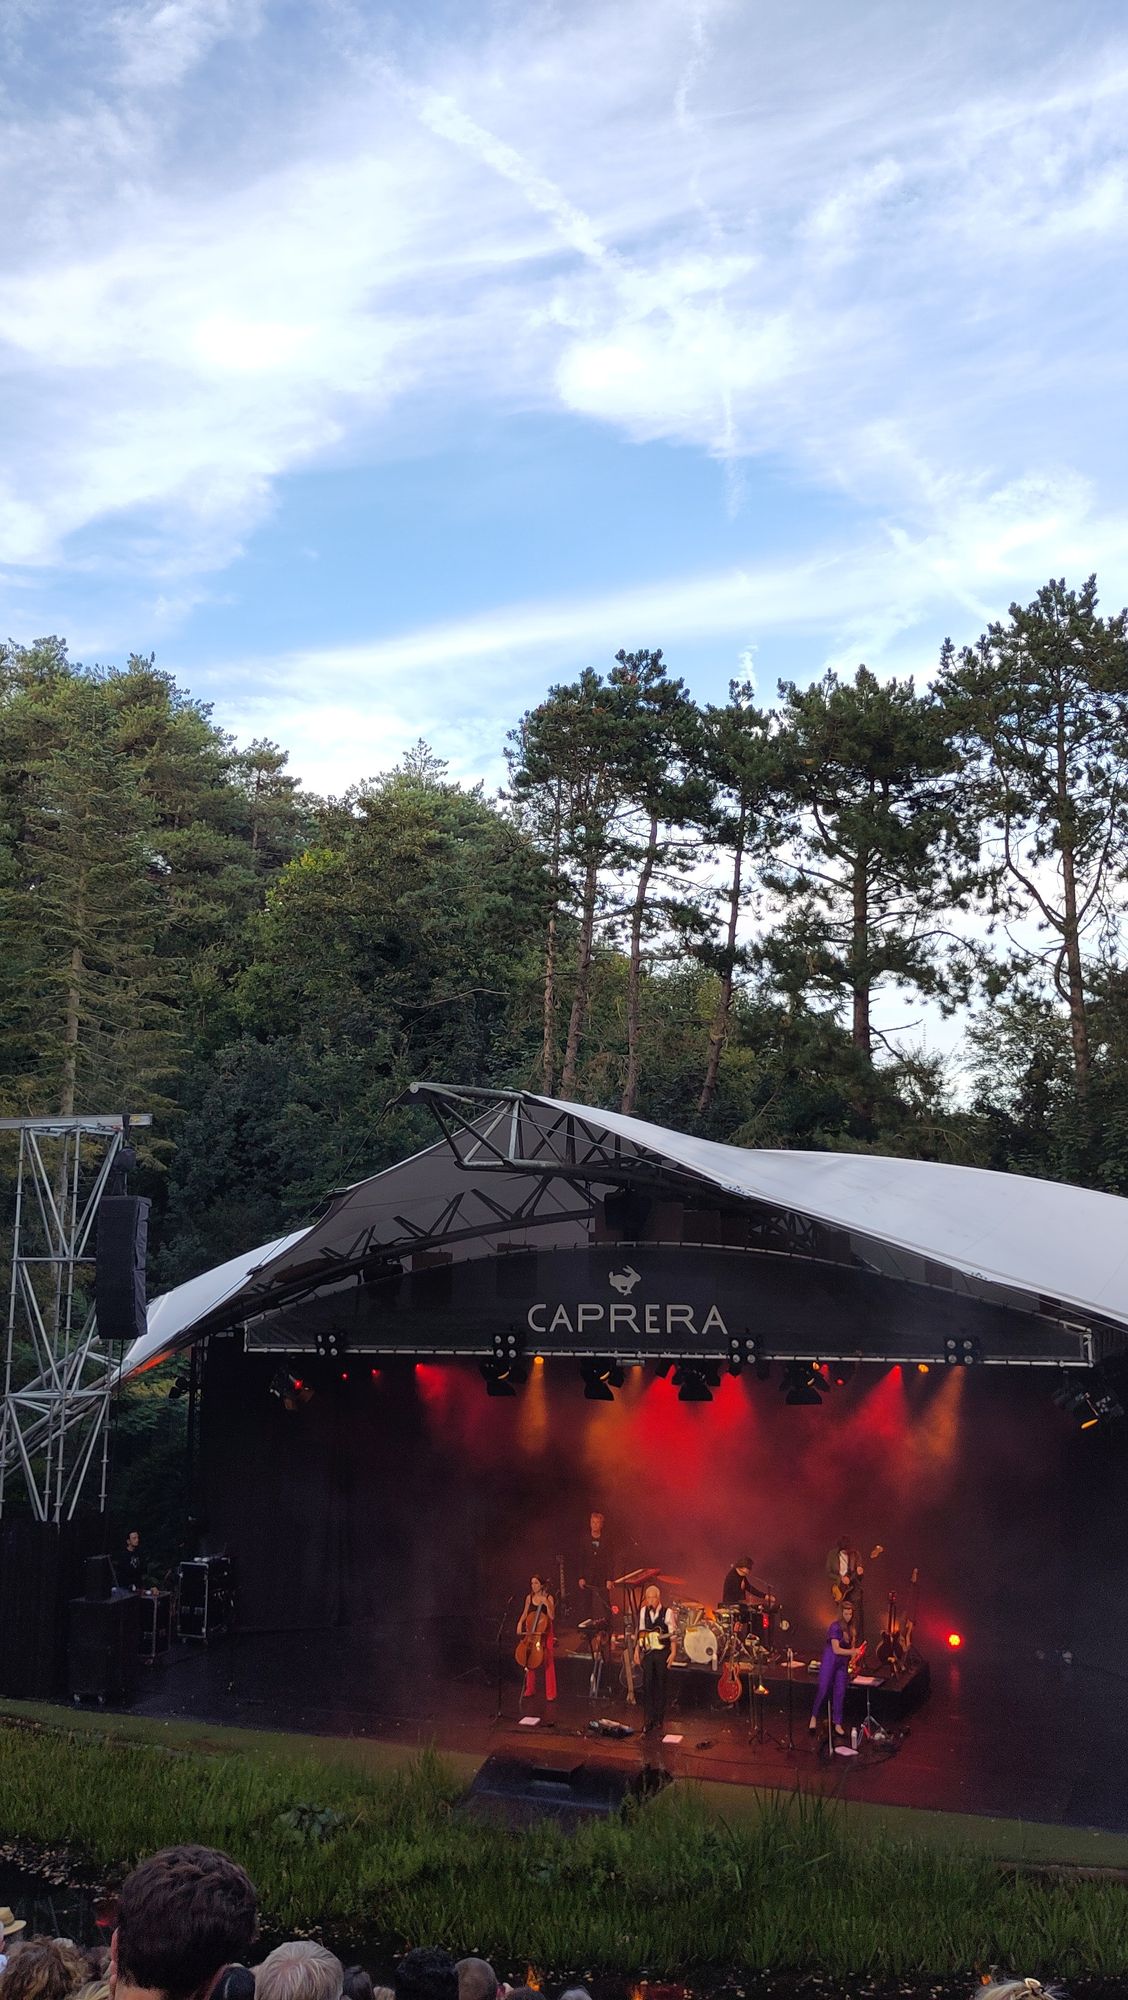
[[370, 1367, 379, 1378], [947, 1631, 963, 1649]]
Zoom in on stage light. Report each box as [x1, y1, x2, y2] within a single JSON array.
[[728, 1334, 760, 1375], [479, 1357, 527, 1398], [780, 1361, 822, 1406], [581, 1359, 625, 1401], [832, 1362, 855, 1387], [167, 1374, 189, 1403], [917, 1363, 930, 1374], [269, 1366, 313, 1412], [315, 1325, 347, 1362], [675, 1364, 713, 1403], [1053, 1371, 1125, 1431], [944, 1336, 981, 1365], [947, 1631, 963, 1649]]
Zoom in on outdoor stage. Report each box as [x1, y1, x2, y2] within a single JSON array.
[[126, 1613, 1128, 1837], [92, 1086, 1128, 1852]]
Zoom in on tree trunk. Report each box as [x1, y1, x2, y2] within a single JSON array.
[[61, 941, 82, 1118], [622, 813, 659, 1115], [561, 855, 599, 1097], [541, 794, 562, 1094], [1056, 716, 1090, 1097], [698, 805, 746, 1116], [851, 852, 871, 1057]]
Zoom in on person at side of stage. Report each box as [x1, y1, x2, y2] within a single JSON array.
[[516, 1573, 557, 1702], [120, 1528, 144, 1592], [808, 1595, 862, 1737], [825, 1535, 863, 1600], [576, 1509, 617, 1624], [634, 1581, 678, 1735]]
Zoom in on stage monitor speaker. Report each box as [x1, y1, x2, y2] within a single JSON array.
[[95, 1196, 151, 1345], [458, 1751, 668, 1829], [68, 1595, 143, 1703]]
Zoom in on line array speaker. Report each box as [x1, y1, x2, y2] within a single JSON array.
[[95, 1195, 151, 1345]]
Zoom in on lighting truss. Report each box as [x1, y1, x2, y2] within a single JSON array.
[[0, 1114, 152, 1521]]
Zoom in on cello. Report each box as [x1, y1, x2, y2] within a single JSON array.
[[514, 1591, 550, 1673]]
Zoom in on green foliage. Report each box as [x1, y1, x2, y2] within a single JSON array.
[[0, 1725, 1125, 1978]]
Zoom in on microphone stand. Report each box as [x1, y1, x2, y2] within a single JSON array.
[[494, 1594, 516, 1722]]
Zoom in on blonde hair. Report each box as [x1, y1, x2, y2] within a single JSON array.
[[978, 1982, 1055, 2000], [0, 1940, 89, 2000]]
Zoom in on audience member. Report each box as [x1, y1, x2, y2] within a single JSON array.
[[341, 1971, 373, 2000], [371, 1988, 394, 2000], [110, 1845, 258, 2000], [254, 1944, 342, 2000], [215, 1972, 256, 2000], [0, 1938, 88, 2000], [978, 1985, 1062, 2000], [558, 1990, 592, 2000], [0, 1912, 27, 1978], [72, 1981, 111, 2000], [453, 1963, 495, 2000], [392, 1952, 457, 2000]]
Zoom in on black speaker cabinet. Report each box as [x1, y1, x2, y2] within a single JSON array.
[[458, 1751, 668, 1828], [177, 1557, 232, 1640], [68, 1595, 143, 1703], [95, 1195, 151, 1344]]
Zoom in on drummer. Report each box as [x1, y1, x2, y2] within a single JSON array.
[[721, 1554, 764, 1617]]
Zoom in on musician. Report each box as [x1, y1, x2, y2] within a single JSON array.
[[808, 1595, 861, 1737], [721, 1555, 759, 1611], [633, 1581, 678, 1734], [826, 1537, 864, 1600], [577, 1510, 616, 1621], [516, 1574, 557, 1702]]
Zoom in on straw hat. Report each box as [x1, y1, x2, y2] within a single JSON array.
[[0, 1910, 26, 1938]]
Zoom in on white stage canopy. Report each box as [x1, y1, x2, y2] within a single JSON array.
[[117, 1087, 1128, 1381]]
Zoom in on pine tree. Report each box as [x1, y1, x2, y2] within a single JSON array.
[[938, 576, 1128, 1100]]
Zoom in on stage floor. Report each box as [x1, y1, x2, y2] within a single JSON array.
[[122, 1621, 1128, 1839]]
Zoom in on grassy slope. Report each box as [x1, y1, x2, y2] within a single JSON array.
[[2, 1702, 1127, 1979]]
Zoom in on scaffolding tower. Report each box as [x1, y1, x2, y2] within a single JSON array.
[[0, 1114, 152, 1522]]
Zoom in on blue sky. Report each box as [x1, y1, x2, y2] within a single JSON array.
[[4, 0, 1128, 796]]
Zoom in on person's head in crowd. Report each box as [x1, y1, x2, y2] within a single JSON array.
[[558, 1989, 593, 2000], [454, 1960, 495, 2000], [254, 1943, 342, 2000], [215, 1972, 256, 2000], [978, 1984, 1062, 2000], [393, 1950, 457, 2000], [341, 1972, 373, 2000], [73, 1982, 112, 2000], [588, 1512, 604, 1539], [370, 1989, 393, 2000], [84, 1951, 110, 1982], [111, 1845, 257, 2000], [0, 1938, 89, 2000]]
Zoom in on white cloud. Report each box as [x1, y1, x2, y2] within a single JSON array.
[[202, 468, 1128, 797], [3, 0, 1128, 683]]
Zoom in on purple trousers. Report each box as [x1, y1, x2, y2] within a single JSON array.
[[811, 1651, 848, 1726]]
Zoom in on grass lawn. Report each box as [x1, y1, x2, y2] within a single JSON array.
[[2, 1700, 1127, 1981]]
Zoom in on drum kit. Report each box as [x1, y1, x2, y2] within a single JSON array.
[[576, 1563, 790, 1703]]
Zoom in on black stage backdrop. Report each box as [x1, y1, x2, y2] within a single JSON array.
[[199, 1340, 1128, 1675]]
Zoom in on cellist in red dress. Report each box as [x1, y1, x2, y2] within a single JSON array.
[[515, 1573, 557, 1702]]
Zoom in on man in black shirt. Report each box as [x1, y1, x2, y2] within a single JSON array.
[[121, 1528, 144, 1592], [576, 1509, 618, 1696]]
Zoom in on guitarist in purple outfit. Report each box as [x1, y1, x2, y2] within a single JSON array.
[[808, 1597, 863, 1738]]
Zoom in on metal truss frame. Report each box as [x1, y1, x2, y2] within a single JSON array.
[[402, 1081, 673, 1186], [0, 1114, 151, 1521]]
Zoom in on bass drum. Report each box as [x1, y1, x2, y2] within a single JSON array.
[[673, 1603, 720, 1670]]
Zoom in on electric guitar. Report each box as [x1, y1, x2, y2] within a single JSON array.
[[717, 1635, 743, 1704], [831, 1544, 884, 1602]]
